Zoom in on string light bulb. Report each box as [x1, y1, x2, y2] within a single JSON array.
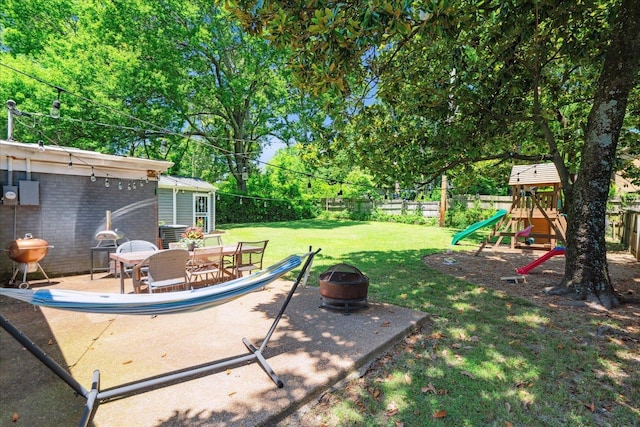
[[118, 181, 123, 190], [105, 177, 110, 188], [90, 167, 96, 182], [67, 154, 73, 168], [127, 182, 132, 191], [239, 197, 243, 205], [37, 140, 45, 152], [132, 181, 136, 190], [50, 100, 61, 118]]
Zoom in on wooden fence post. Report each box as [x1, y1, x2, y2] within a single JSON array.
[[439, 175, 447, 227]]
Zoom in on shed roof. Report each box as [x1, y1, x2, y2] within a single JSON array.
[[508, 163, 561, 186], [159, 175, 216, 192], [1, 139, 172, 181]]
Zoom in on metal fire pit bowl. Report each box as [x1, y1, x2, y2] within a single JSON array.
[[319, 263, 369, 314]]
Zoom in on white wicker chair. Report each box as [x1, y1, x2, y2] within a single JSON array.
[[115, 240, 158, 277]]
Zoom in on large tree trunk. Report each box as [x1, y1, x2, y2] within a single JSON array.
[[561, 0, 640, 308]]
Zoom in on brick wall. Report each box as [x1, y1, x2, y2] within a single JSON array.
[[1, 171, 158, 280]]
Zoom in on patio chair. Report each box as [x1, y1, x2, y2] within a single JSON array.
[[132, 249, 189, 293], [115, 240, 159, 277], [203, 234, 223, 246], [187, 246, 224, 287], [233, 240, 269, 278]]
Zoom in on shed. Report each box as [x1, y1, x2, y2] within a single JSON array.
[[157, 176, 217, 249], [1, 139, 172, 279]]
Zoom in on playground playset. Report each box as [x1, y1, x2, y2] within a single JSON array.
[[451, 163, 568, 276]]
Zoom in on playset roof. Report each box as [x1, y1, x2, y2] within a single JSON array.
[[508, 163, 561, 187]]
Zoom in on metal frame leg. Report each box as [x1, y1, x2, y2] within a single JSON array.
[[0, 248, 321, 427]]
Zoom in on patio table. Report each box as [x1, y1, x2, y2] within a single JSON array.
[[110, 244, 259, 294]]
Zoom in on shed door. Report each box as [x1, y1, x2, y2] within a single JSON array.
[[193, 193, 211, 232]]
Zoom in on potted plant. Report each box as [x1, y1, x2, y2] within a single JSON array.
[[180, 226, 204, 251]]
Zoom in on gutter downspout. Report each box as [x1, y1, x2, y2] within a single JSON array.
[[172, 186, 178, 225]]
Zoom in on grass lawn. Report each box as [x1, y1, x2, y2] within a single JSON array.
[[222, 219, 639, 426]]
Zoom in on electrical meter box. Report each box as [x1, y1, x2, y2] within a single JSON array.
[[19, 180, 40, 205]]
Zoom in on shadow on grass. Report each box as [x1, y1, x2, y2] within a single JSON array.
[[293, 248, 640, 426]]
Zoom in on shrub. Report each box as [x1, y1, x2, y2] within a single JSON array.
[[445, 202, 495, 228]]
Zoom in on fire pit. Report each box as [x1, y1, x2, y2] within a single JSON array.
[[5, 233, 53, 289], [319, 263, 369, 314]]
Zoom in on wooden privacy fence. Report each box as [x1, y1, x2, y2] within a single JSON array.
[[621, 210, 640, 261], [321, 198, 441, 217], [321, 195, 513, 218]]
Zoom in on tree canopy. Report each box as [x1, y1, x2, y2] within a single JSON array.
[[1, 0, 333, 191], [230, 0, 640, 308]]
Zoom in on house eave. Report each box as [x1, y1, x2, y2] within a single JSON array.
[[1, 140, 173, 180]]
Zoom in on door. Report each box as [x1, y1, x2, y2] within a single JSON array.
[[193, 193, 211, 232]]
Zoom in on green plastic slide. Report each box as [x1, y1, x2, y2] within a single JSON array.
[[451, 209, 508, 246]]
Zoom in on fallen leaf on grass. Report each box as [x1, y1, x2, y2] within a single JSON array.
[[373, 388, 381, 399], [394, 421, 404, 427], [48, 339, 53, 345], [404, 373, 412, 384], [505, 422, 513, 427], [11, 412, 19, 422], [429, 332, 444, 340], [422, 382, 437, 394], [583, 402, 595, 412], [461, 371, 476, 379], [505, 402, 511, 412], [386, 403, 398, 416], [400, 293, 407, 299], [433, 410, 448, 418]]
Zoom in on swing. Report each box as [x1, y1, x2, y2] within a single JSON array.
[[515, 187, 534, 242]]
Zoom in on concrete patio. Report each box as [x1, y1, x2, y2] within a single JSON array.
[[0, 269, 428, 426]]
